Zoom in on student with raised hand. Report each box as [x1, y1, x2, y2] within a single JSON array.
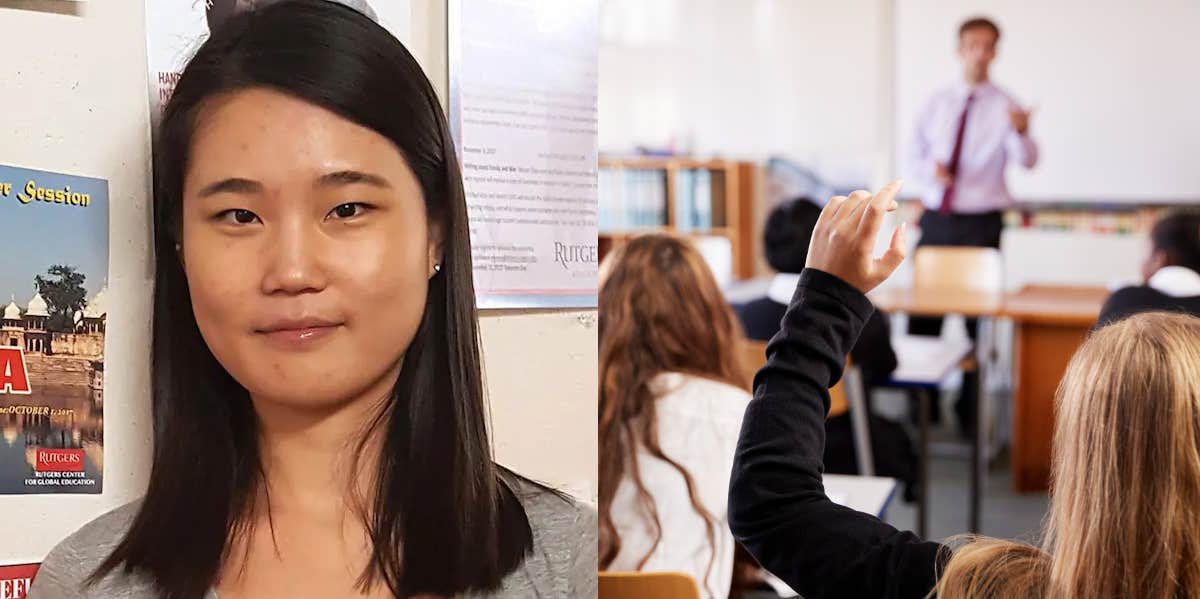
[[736, 197, 898, 391], [728, 181, 1200, 598], [735, 198, 916, 500], [29, 2, 594, 598], [599, 234, 752, 599], [1098, 211, 1200, 327]]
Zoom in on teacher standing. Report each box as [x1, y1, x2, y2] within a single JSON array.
[[908, 16, 1037, 434]]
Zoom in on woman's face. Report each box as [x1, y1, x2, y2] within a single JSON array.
[[181, 87, 440, 409]]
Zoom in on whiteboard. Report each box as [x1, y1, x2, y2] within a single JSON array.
[[893, 0, 1200, 203]]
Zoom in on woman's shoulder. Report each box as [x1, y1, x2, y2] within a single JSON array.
[[488, 474, 596, 598], [506, 475, 596, 550], [31, 501, 154, 598]]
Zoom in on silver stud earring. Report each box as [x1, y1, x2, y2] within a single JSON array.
[[433, 263, 442, 274]]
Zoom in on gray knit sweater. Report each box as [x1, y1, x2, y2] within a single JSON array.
[[27, 480, 596, 598]]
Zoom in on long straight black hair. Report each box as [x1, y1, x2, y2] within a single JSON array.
[[93, 2, 533, 597]]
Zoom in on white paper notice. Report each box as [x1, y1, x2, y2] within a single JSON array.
[[449, 0, 600, 309], [145, 0, 410, 123]]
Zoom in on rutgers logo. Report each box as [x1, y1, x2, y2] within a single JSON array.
[[36, 449, 84, 472], [0, 346, 31, 395]]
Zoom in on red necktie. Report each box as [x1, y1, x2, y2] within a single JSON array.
[[939, 93, 974, 215]]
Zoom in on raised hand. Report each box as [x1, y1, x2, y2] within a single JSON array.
[[805, 180, 907, 294]]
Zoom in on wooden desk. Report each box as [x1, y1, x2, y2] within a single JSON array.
[[868, 286, 1002, 533], [886, 335, 974, 537], [867, 284, 1110, 495], [1003, 285, 1107, 492]]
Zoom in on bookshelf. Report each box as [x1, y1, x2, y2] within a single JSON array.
[[598, 157, 758, 280]]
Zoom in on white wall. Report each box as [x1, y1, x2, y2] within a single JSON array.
[[599, 0, 892, 188], [0, 0, 595, 564]]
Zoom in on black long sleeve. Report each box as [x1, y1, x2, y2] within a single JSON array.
[[1097, 285, 1200, 329], [851, 309, 898, 389], [728, 269, 944, 599]]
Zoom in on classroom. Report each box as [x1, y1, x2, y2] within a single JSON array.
[[597, 0, 1200, 597]]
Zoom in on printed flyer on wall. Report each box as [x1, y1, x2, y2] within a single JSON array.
[[0, 164, 108, 495], [0, 563, 37, 599], [449, 0, 600, 308], [146, 0, 410, 121]]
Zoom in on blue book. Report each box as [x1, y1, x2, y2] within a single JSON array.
[[694, 169, 712, 230]]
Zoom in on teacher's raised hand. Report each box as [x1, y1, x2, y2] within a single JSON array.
[[805, 180, 908, 294]]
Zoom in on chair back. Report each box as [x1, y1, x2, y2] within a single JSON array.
[[913, 246, 1003, 293], [598, 571, 703, 599]]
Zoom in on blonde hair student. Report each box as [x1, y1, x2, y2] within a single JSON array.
[[598, 234, 751, 599], [727, 181, 1200, 599], [938, 311, 1200, 598]]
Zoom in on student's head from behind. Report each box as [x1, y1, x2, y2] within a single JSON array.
[[1143, 211, 1200, 281], [599, 234, 745, 390], [764, 197, 823, 275], [958, 17, 1000, 84], [597, 234, 746, 578], [937, 312, 1200, 598], [102, 2, 530, 596]]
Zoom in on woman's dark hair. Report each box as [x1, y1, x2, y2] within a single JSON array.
[[763, 198, 822, 274], [1151, 212, 1200, 273], [204, 0, 239, 34], [93, 2, 533, 597]]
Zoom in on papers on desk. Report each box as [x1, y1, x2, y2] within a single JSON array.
[[764, 572, 800, 597], [889, 335, 974, 384], [824, 474, 897, 517]]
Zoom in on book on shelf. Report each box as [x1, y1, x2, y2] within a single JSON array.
[[671, 168, 714, 231], [597, 168, 666, 231], [599, 166, 717, 233]]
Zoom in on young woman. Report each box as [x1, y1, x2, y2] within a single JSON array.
[[729, 181, 1200, 599], [30, 2, 594, 598], [598, 234, 751, 598]]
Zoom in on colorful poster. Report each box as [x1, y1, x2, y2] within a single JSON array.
[[0, 563, 37, 599], [146, 0, 410, 122], [448, 0, 600, 309], [0, 164, 108, 495]]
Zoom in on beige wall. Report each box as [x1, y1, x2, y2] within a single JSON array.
[[0, 0, 595, 562]]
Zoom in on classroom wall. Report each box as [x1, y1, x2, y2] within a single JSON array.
[[599, 0, 892, 188], [0, 0, 596, 564]]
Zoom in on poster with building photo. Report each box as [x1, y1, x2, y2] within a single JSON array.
[[0, 164, 108, 495], [449, 0, 600, 308], [146, 0, 410, 121]]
